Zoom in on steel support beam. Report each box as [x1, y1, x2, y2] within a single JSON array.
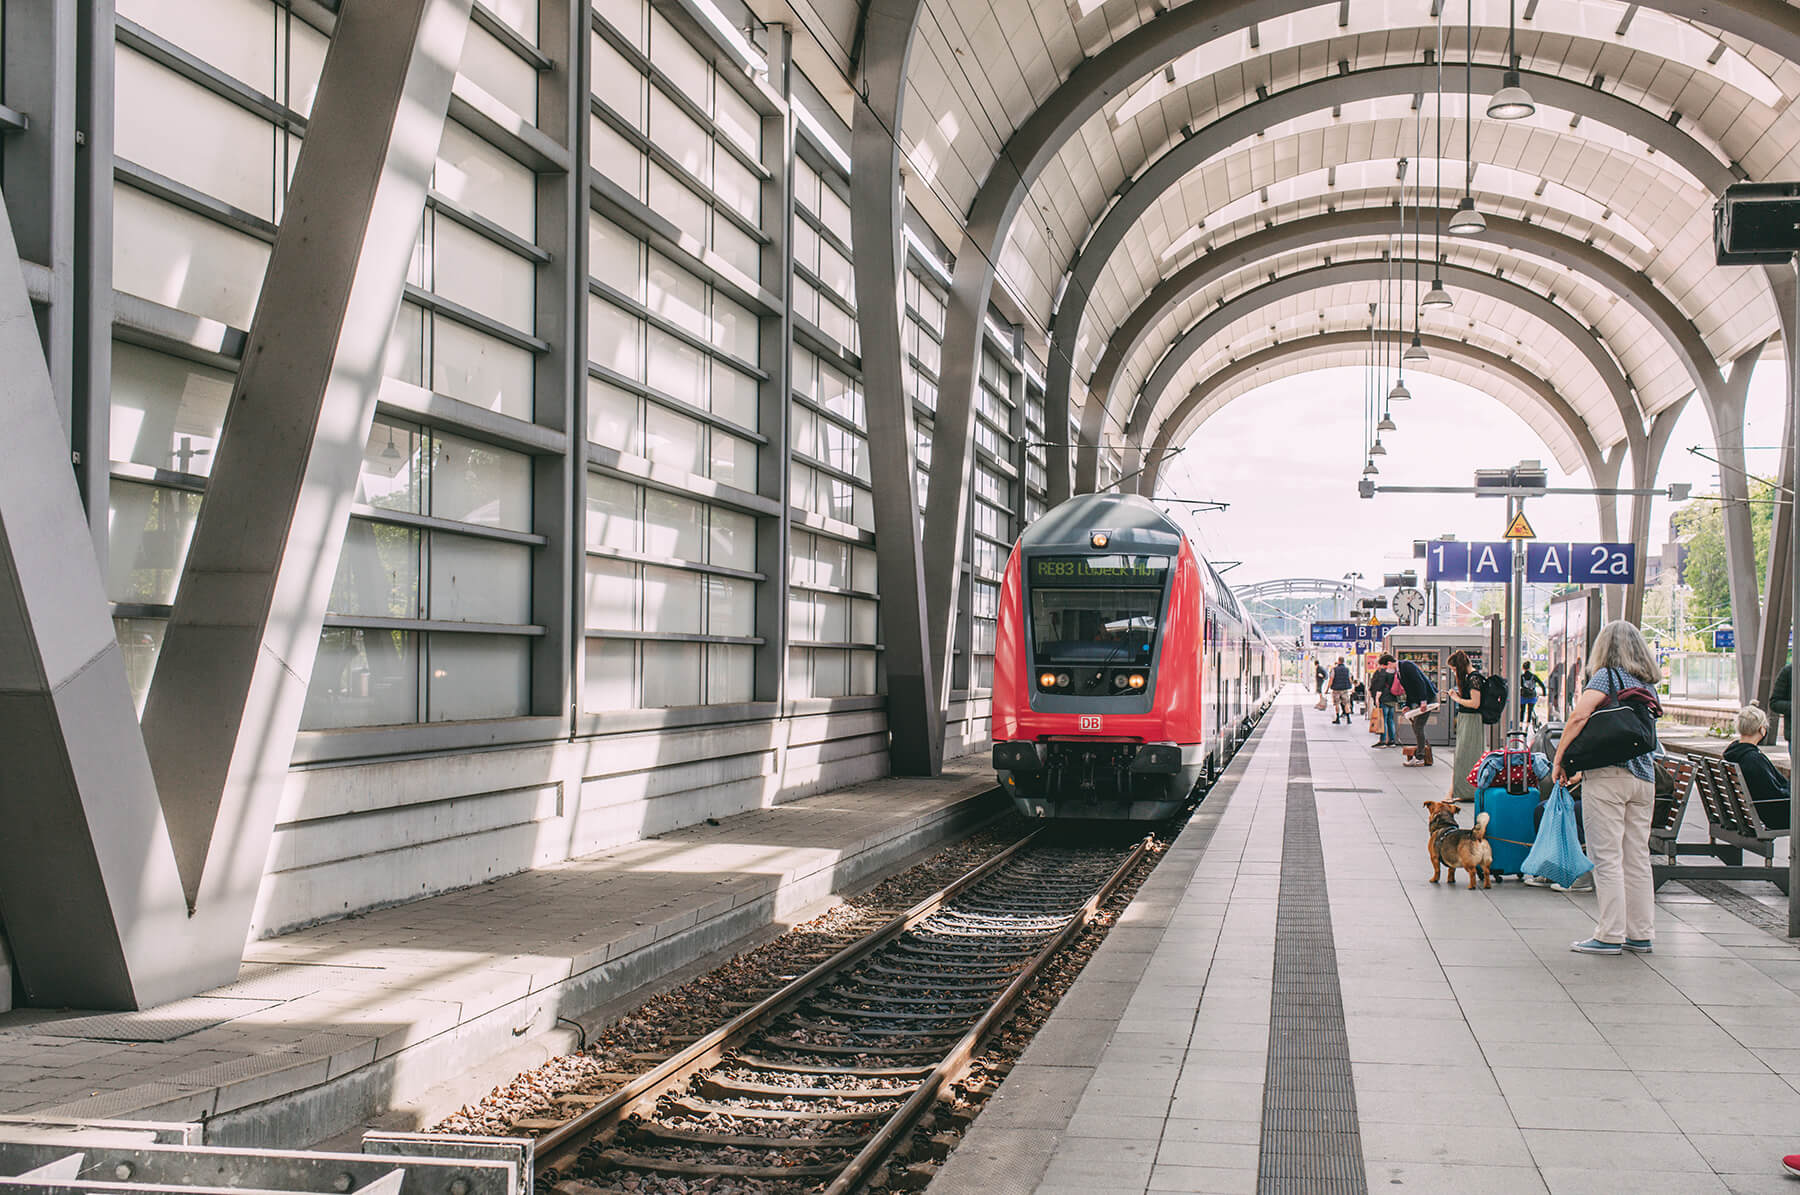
[[1627, 401, 1689, 626], [0, 187, 207, 1009], [1139, 331, 1606, 498], [1052, 62, 1732, 494], [1703, 346, 1766, 702], [848, 0, 941, 774], [1758, 275, 1798, 706], [1594, 444, 1629, 623], [137, 0, 473, 916]]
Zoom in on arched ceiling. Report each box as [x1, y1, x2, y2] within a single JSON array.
[[806, 0, 1800, 488]]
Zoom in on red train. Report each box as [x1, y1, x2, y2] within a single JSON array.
[[991, 492, 1280, 820]]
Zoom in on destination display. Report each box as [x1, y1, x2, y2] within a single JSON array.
[[1029, 555, 1171, 585]]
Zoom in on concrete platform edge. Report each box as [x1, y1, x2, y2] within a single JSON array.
[[36, 785, 1004, 1148]]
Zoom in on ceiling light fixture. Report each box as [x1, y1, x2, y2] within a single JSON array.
[[1449, 195, 1487, 235], [1453, 0, 1486, 237], [1404, 334, 1429, 361], [1363, 457, 1380, 476], [1370, 438, 1388, 456], [1486, 0, 1536, 119], [1426, 2, 1454, 308], [1378, 410, 1398, 432]]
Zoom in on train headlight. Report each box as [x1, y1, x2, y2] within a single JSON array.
[[1038, 671, 1058, 689], [1090, 532, 1109, 548], [1112, 673, 1130, 689], [1055, 672, 1072, 689], [1127, 673, 1147, 689]]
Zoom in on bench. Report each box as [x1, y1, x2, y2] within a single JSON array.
[[1650, 752, 1790, 894]]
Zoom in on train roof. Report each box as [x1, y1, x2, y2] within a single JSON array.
[[1017, 492, 1181, 554]]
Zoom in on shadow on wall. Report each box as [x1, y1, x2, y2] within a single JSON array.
[[250, 702, 894, 939], [0, 922, 13, 1013]]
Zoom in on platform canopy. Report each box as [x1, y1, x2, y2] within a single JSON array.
[[823, 0, 1800, 489]]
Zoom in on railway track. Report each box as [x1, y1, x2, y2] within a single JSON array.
[[534, 830, 1149, 1193]]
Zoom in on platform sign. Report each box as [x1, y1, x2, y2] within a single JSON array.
[[1354, 623, 1387, 644], [1309, 621, 1357, 644], [1425, 540, 1470, 582], [1715, 627, 1736, 651], [1469, 542, 1514, 583], [1526, 541, 1572, 583], [1570, 542, 1636, 585]]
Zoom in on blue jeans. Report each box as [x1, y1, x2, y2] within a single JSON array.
[[1380, 704, 1399, 744]]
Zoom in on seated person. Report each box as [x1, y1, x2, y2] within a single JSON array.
[[1350, 680, 1366, 713], [1724, 704, 1791, 831]]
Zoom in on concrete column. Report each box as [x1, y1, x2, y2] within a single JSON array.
[[1701, 347, 1766, 702], [140, 0, 473, 911], [1758, 298, 1795, 706], [848, 0, 941, 774]]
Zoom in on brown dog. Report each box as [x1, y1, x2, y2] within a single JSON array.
[[1424, 800, 1492, 889]]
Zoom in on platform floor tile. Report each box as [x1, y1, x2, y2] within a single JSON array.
[[930, 694, 1800, 1194]]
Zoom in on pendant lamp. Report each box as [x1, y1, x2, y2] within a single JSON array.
[[1388, 376, 1412, 402], [1377, 409, 1398, 432], [1486, 0, 1535, 119], [1451, 0, 1486, 237], [1404, 334, 1429, 362], [1369, 438, 1388, 456], [1363, 458, 1380, 476]]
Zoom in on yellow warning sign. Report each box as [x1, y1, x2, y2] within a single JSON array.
[[1504, 510, 1537, 539]]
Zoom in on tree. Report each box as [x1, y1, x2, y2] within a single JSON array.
[[1672, 482, 1777, 630]]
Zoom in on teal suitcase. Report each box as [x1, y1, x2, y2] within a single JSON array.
[[1476, 785, 1538, 878]]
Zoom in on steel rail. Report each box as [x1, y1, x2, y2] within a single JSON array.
[[532, 823, 1044, 1179], [821, 832, 1154, 1195]]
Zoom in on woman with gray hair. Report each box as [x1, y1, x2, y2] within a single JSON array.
[[1723, 704, 1790, 830], [1551, 620, 1662, 956]]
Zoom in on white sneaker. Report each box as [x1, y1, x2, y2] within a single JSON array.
[[1551, 875, 1595, 893], [1522, 874, 1550, 887]]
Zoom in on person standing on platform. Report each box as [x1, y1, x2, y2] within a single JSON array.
[[1553, 620, 1662, 956], [1370, 658, 1400, 748], [1329, 657, 1354, 722], [1446, 651, 1484, 802], [1388, 653, 1438, 765], [1315, 660, 1327, 698], [1519, 663, 1541, 728], [1772, 663, 1791, 745]]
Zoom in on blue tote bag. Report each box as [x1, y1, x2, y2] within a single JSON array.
[[1522, 783, 1593, 889]]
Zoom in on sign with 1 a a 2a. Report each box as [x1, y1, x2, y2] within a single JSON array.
[[1427, 541, 1637, 584], [1424, 541, 1512, 583]]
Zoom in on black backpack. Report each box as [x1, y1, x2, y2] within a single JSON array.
[[1519, 671, 1540, 700], [1476, 672, 1508, 724]]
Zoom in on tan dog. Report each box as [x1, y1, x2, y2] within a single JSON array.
[[1424, 800, 1492, 889]]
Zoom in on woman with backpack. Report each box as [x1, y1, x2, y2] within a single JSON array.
[[1551, 620, 1662, 956], [1446, 650, 1484, 802]]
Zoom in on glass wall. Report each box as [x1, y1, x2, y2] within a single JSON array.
[[110, 0, 553, 727], [87, 0, 1042, 750], [788, 127, 878, 698], [584, 0, 774, 711]]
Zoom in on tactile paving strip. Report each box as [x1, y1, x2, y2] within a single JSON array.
[[1257, 712, 1368, 1195]]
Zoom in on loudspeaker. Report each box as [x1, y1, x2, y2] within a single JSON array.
[[1715, 182, 1800, 264]]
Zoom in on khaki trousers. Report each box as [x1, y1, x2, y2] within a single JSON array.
[[1581, 765, 1655, 943]]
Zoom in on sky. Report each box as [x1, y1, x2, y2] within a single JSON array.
[[1156, 356, 1792, 590]]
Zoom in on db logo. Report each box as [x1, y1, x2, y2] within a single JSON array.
[[1078, 715, 1102, 731]]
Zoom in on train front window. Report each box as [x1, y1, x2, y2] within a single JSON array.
[[1027, 555, 1169, 669]]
